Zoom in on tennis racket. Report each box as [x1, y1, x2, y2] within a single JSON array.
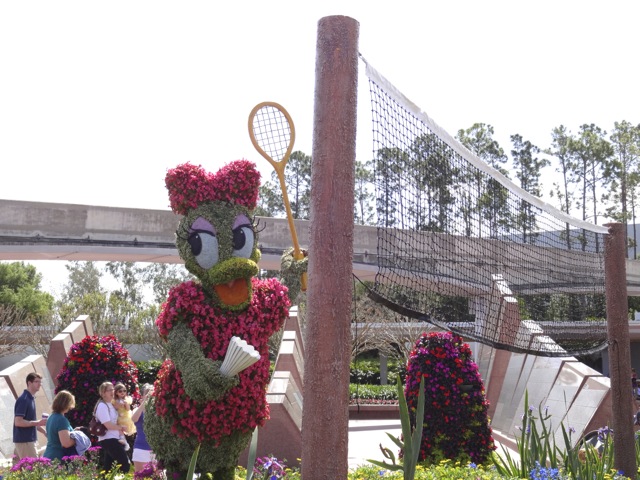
[[248, 101, 307, 292]]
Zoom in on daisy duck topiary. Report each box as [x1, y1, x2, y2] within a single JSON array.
[[144, 160, 306, 480]]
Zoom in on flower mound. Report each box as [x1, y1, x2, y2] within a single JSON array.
[[405, 331, 495, 465], [55, 334, 140, 428]]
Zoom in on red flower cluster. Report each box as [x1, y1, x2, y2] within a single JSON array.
[[56, 335, 140, 428], [404, 331, 495, 465], [153, 277, 289, 444], [165, 160, 261, 215]]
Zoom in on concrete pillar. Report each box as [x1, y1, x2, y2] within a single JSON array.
[[379, 353, 388, 385], [301, 15, 359, 480]]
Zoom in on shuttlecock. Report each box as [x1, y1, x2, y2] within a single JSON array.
[[219, 336, 261, 377]]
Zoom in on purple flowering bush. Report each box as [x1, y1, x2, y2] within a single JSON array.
[[55, 334, 140, 428], [404, 331, 495, 465], [252, 456, 298, 479], [9, 456, 53, 475], [134, 461, 166, 479]]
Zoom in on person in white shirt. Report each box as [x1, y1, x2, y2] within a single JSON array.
[[94, 382, 130, 474]]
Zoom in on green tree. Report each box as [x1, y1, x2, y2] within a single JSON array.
[[374, 147, 407, 228], [568, 124, 614, 224], [354, 159, 376, 225], [547, 125, 579, 249], [61, 261, 104, 302], [409, 133, 457, 233], [105, 261, 146, 307], [285, 150, 312, 219], [511, 134, 549, 244], [0, 262, 54, 323], [57, 261, 155, 344], [139, 263, 191, 305], [256, 182, 285, 217], [457, 123, 511, 237], [566, 124, 614, 252], [608, 120, 640, 257], [256, 150, 311, 220]]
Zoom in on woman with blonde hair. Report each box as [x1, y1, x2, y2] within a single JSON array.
[[43, 390, 76, 461], [94, 381, 130, 474]]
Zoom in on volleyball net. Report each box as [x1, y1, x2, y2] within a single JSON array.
[[361, 57, 610, 357]]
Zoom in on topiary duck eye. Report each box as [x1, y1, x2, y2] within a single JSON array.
[[232, 225, 254, 259], [188, 230, 219, 269], [188, 232, 203, 255]]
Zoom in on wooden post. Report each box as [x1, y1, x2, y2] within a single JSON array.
[[604, 222, 636, 479], [301, 15, 359, 480]]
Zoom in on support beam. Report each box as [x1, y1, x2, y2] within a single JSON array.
[[301, 15, 359, 480], [605, 223, 636, 479]]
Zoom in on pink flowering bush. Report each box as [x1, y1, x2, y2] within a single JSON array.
[[404, 331, 495, 465], [56, 334, 140, 428], [165, 160, 261, 215]]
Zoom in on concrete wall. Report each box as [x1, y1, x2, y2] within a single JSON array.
[[238, 310, 305, 467], [0, 355, 54, 459], [477, 342, 618, 452]]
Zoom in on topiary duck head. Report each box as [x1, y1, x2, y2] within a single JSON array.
[[165, 160, 262, 311]]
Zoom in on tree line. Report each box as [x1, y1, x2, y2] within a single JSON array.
[[0, 261, 191, 359], [257, 120, 640, 256]]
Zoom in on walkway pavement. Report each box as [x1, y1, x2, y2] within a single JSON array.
[[349, 418, 403, 469], [348, 419, 519, 471]]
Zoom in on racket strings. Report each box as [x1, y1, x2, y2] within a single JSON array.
[[251, 106, 292, 161]]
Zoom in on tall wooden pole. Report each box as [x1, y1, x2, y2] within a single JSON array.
[[604, 222, 636, 479], [301, 15, 359, 480]]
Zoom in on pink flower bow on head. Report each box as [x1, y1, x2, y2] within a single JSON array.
[[165, 160, 261, 215]]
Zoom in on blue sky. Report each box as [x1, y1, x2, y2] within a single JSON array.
[[1, 1, 639, 293]]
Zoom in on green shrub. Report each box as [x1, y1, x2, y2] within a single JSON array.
[[350, 365, 381, 384], [350, 384, 398, 403], [351, 356, 407, 385], [135, 359, 163, 385]]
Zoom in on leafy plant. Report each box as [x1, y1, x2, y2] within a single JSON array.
[[135, 359, 163, 385], [491, 391, 629, 480], [186, 443, 200, 480], [558, 425, 619, 480], [367, 375, 425, 480], [349, 383, 398, 404], [245, 428, 258, 480], [349, 461, 511, 479], [492, 390, 558, 478]]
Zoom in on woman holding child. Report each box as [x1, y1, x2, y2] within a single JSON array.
[[94, 381, 130, 474]]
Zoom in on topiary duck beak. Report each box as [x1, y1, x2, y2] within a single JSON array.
[[214, 278, 250, 306]]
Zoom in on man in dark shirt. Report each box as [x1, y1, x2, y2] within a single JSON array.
[[13, 372, 47, 459]]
